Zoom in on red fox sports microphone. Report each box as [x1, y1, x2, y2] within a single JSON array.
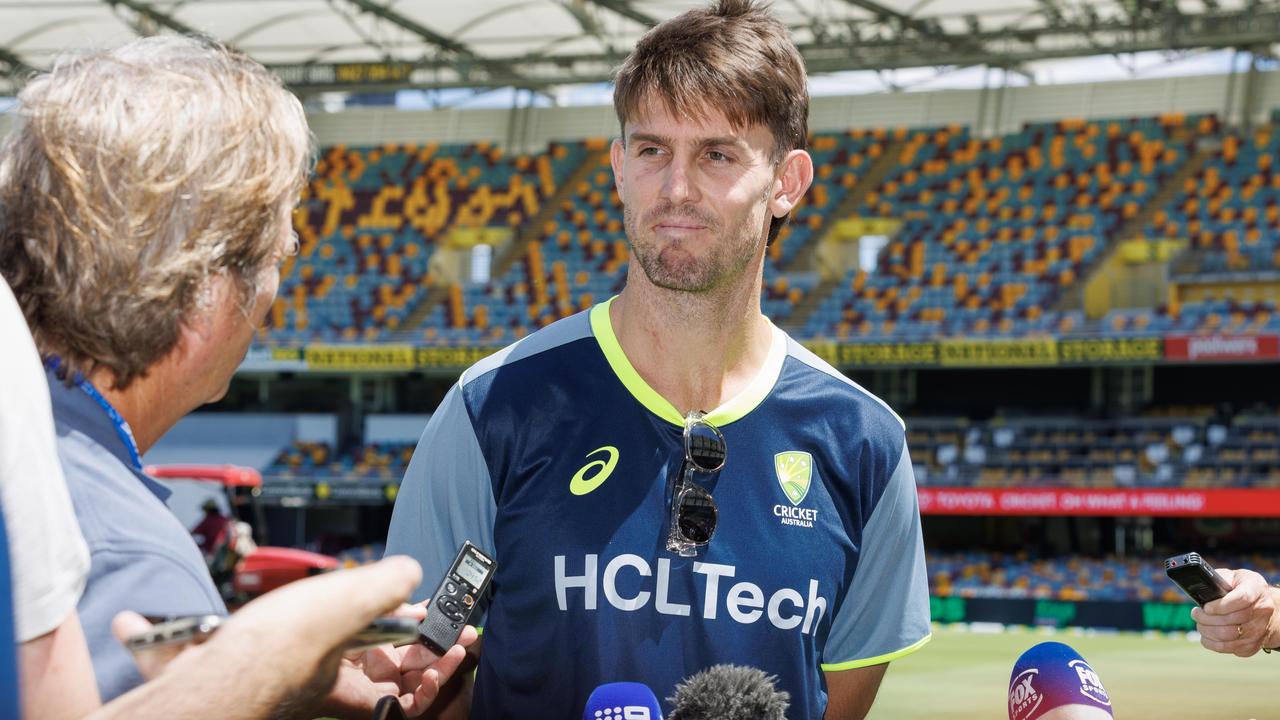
[[584, 682, 664, 720], [667, 665, 790, 720], [1009, 642, 1114, 720]]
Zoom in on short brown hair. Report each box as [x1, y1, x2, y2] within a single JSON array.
[[0, 36, 312, 389], [613, 0, 809, 243]]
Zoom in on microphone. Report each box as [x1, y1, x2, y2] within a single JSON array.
[[1009, 641, 1113, 720], [583, 682, 664, 720], [667, 664, 789, 720]]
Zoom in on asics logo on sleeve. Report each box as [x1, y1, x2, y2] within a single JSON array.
[[569, 446, 620, 496]]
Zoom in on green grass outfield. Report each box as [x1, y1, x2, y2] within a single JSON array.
[[869, 624, 1276, 719]]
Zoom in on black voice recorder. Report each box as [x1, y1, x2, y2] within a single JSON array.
[[1165, 552, 1232, 608], [419, 541, 497, 655]]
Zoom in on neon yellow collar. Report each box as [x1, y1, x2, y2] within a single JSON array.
[[589, 296, 785, 428]]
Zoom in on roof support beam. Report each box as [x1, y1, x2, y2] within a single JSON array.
[[838, 0, 1032, 78], [265, 4, 1280, 92], [0, 45, 34, 79], [581, 0, 658, 27], [103, 0, 203, 37], [1036, 0, 1065, 25], [341, 0, 532, 87]]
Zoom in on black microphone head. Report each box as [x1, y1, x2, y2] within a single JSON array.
[[667, 664, 789, 720]]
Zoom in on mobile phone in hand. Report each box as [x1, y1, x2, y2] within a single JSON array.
[[344, 616, 422, 652], [125, 614, 223, 652], [1165, 552, 1233, 607], [127, 614, 424, 655]]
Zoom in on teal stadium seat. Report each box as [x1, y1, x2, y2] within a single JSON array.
[[272, 141, 586, 342], [805, 116, 1212, 340]]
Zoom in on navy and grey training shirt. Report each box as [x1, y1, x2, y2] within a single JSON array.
[[385, 298, 931, 719]]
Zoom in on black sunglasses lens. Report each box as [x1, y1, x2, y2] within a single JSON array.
[[685, 421, 726, 472], [677, 485, 717, 544]]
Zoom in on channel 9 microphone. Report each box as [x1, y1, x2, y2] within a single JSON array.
[[1009, 641, 1114, 720], [667, 664, 789, 720], [584, 682, 664, 720]]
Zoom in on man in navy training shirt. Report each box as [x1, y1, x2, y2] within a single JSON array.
[[385, 1, 931, 718]]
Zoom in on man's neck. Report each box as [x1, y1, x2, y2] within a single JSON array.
[[610, 265, 773, 416], [89, 361, 189, 458]]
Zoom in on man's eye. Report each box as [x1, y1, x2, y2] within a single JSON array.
[[707, 151, 730, 162]]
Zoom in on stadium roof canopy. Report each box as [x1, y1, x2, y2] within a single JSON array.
[[0, 0, 1276, 96]]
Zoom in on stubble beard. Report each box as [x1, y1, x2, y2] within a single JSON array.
[[624, 202, 760, 294]]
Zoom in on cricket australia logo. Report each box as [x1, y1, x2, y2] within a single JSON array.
[[773, 451, 818, 529], [775, 451, 812, 504]]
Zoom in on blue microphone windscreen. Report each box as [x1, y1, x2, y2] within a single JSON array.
[[1008, 641, 1113, 720], [584, 682, 664, 720]]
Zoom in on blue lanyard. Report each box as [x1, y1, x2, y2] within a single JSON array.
[[44, 357, 143, 470]]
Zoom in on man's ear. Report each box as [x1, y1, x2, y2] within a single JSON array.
[[769, 149, 815, 219], [174, 274, 229, 361], [610, 138, 626, 198]]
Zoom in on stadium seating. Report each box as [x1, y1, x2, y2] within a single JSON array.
[[1100, 124, 1280, 336], [253, 410, 1280, 605], [258, 114, 1280, 346], [272, 141, 587, 342], [769, 128, 900, 269], [314, 517, 1274, 602], [1100, 298, 1280, 336], [1147, 126, 1280, 279], [258, 407, 1280, 490], [805, 116, 1207, 340], [928, 550, 1280, 602], [263, 440, 415, 481], [432, 130, 882, 342], [911, 411, 1280, 488]]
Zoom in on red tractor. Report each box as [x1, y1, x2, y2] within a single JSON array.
[[145, 464, 338, 605]]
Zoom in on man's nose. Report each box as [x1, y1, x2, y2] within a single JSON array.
[[659, 156, 700, 204]]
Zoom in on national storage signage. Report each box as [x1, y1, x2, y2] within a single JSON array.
[[1058, 337, 1163, 363], [803, 341, 938, 367], [937, 339, 1059, 367], [238, 331, 1279, 374], [917, 488, 1280, 517], [299, 345, 499, 372], [304, 345, 419, 371], [804, 333, 1280, 368], [802, 337, 1163, 369]]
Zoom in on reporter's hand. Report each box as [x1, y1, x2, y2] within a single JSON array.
[[1191, 568, 1280, 657], [337, 621, 478, 717], [326, 606, 477, 719], [102, 556, 427, 720], [111, 612, 189, 682]]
